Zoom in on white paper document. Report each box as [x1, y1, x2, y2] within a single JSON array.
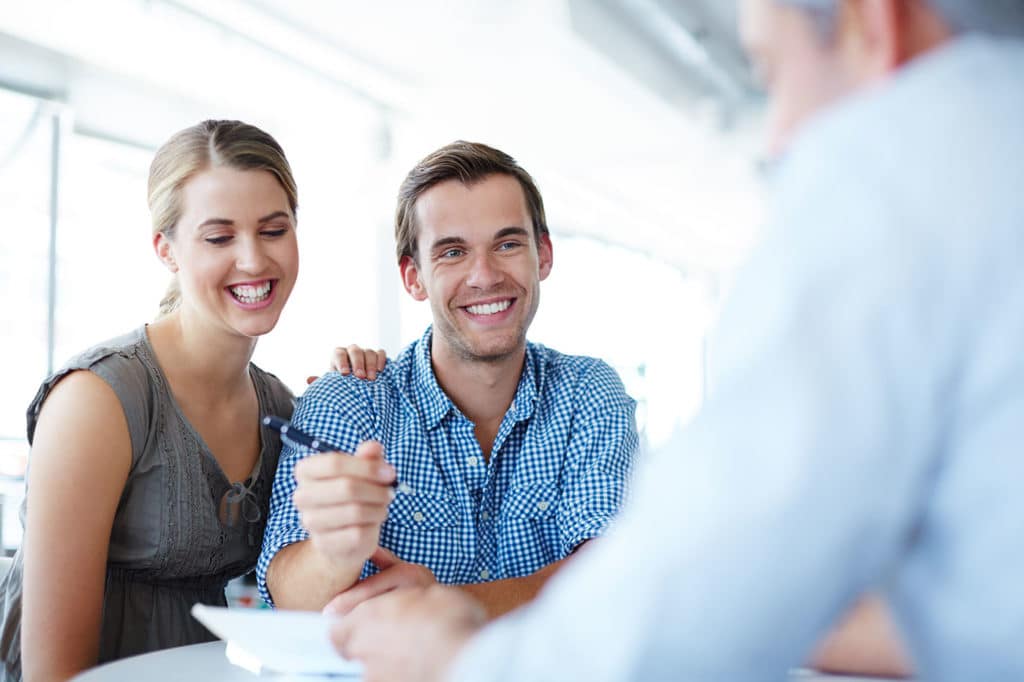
[[191, 604, 363, 677]]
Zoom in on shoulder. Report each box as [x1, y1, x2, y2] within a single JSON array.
[[297, 361, 402, 415], [59, 328, 156, 405], [300, 370, 365, 406], [70, 327, 152, 377], [30, 370, 133, 474], [529, 343, 632, 408], [27, 328, 154, 444], [39, 370, 124, 413], [293, 338, 427, 420]]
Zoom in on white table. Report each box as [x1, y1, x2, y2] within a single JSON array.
[[73, 641, 354, 681], [72, 641, 902, 681], [74, 642, 261, 681]]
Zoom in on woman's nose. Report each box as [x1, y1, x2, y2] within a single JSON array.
[[235, 237, 269, 273]]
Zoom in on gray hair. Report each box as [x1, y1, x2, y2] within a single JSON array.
[[779, 0, 1024, 38]]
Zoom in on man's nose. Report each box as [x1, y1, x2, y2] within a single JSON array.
[[465, 252, 503, 288]]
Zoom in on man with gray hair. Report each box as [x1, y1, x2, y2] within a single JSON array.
[[331, 1, 1024, 679]]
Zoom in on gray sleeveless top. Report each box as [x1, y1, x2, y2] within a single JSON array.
[[0, 326, 294, 681]]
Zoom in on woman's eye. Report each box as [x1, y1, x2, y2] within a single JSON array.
[[205, 236, 232, 245], [261, 227, 288, 238]]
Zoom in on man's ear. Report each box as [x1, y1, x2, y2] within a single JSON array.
[[840, 0, 907, 79], [400, 255, 428, 301], [153, 232, 178, 273], [537, 233, 553, 282]]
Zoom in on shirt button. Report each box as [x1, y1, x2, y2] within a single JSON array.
[[466, 456, 479, 466], [412, 511, 425, 523], [481, 511, 490, 520], [536, 500, 550, 512], [479, 569, 490, 580]]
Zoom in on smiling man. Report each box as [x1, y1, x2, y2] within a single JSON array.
[[329, 1, 1024, 681], [257, 141, 639, 618]]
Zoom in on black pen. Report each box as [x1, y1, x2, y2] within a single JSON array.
[[262, 415, 408, 493]]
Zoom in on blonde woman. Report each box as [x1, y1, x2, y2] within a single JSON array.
[[0, 120, 302, 681]]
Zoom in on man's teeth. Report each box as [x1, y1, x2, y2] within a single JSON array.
[[230, 281, 272, 304], [466, 300, 511, 315]]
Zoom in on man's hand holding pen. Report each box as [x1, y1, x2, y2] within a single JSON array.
[[292, 440, 397, 564]]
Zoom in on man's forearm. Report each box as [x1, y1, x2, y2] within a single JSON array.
[[266, 540, 365, 611], [456, 555, 570, 619]]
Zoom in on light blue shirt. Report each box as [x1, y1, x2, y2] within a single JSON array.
[[450, 36, 1024, 682], [258, 327, 638, 606]]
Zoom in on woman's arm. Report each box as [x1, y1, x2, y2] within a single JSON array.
[[22, 371, 132, 682]]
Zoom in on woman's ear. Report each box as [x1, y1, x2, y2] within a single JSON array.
[[153, 232, 179, 273]]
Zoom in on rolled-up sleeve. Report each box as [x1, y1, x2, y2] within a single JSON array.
[[256, 373, 377, 606], [556, 360, 639, 554]]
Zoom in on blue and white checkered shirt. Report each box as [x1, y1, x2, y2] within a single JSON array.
[[257, 326, 638, 606]]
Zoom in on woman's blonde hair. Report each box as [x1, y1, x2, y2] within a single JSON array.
[[148, 120, 298, 315]]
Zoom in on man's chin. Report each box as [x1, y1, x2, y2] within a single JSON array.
[[453, 334, 525, 364]]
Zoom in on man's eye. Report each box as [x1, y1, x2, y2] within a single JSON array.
[[442, 249, 464, 258], [497, 241, 521, 251], [205, 236, 232, 245]]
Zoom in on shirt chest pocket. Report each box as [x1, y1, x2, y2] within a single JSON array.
[[499, 480, 563, 576], [380, 492, 465, 578], [386, 492, 460, 530], [505, 480, 559, 521]]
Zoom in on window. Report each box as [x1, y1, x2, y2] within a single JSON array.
[[0, 89, 57, 548], [53, 133, 160, 364], [0, 92, 162, 549]]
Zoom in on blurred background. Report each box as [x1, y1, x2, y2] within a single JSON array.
[[0, 0, 767, 550]]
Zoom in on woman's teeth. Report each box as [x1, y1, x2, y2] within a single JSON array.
[[230, 281, 272, 304]]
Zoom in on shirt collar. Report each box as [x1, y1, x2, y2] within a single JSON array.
[[412, 326, 453, 429], [507, 343, 541, 423], [412, 326, 543, 429]]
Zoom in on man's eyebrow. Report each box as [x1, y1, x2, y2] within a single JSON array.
[[430, 236, 467, 252], [494, 227, 530, 240], [428, 227, 530, 253]]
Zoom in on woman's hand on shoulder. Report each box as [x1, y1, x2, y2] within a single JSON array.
[[306, 344, 388, 385]]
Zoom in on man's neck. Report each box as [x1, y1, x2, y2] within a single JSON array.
[[430, 339, 526, 428]]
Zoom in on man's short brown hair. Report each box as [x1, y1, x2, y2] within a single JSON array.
[[394, 140, 549, 263]]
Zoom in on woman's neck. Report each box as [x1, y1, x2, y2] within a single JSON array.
[[147, 310, 258, 399]]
